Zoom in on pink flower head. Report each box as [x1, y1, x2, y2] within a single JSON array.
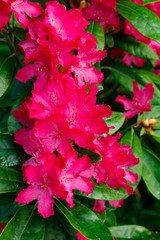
[[58, 150, 94, 207], [16, 2, 107, 87], [93, 200, 106, 213], [93, 133, 139, 195], [15, 155, 67, 218], [0, 0, 43, 30], [146, 2, 160, 18], [109, 199, 124, 207], [13, 97, 36, 128], [115, 81, 154, 120], [82, 0, 120, 31], [110, 47, 146, 67]]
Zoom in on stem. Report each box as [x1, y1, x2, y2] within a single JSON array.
[[3, 28, 23, 68], [99, 83, 119, 99], [101, 66, 112, 70], [0, 38, 7, 42]]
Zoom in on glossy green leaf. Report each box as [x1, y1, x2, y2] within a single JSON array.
[[74, 146, 102, 163], [45, 216, 71, 240], [0, 166, 24, 193], [0, 205, 45, 240], [135, 70, 160, 86], [115, 37, 159, 60], [151, 131, 160, 143], [54, 199, 114, 240], [116, 0, 160, 44], [86, 21, 105, 51], [105, 33, 114, 48], [145, 105, 160, 121], [109, 65, 141, 93], [0, 193, 17, 206], [142, 147, 160, 199], [143, 0, 160, 4], [8, 99, 23, 136], [74, 181, 128, 200], [0, 134, 26, 166], [120, 130, 143, 189], [0, 202, 18, 221], [104, 111, 125, 135], [109, 225, 160, 239], [0, 44, 15, 97]]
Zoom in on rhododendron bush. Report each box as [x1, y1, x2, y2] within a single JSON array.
[[0, 0, 160, 239]]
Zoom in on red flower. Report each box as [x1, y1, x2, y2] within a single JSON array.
[[115, 81, 154, 120]]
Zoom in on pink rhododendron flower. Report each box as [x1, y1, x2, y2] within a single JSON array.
[[146, 2, 160, 18], [0, 0, 43, 30], [109, 199, 124, 207], [82, 0, 120, 31], [15, 154, 67, 218], [93, 200, 106, 213], [58, 150, 94, 207], [13, 97, 36, 128], [115, 81, 154, 120], [110, 47, 146, 67], [13, 1, 140, 219], [16, 1, 107, 87], [93, 133, 139, 195]]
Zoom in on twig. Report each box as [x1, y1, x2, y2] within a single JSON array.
[[3, 28, 23, 68]]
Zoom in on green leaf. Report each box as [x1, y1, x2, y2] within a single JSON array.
[[0, 205, 45, 240], [142, 147, 160, 199], [120, 130, 143, 189], [135, 70, 160, 86], [86, 21, 105, 51], [10, 28, 26, 42], [45, 216, 71, 240], [143, 0, 160, 5], [0, 202, 18, 221], [0, 134, 26, 166], [74, 146, 102, 163], [105, 34, 114, 48], [8, 99, 23, 136], [74, 181, 128, 200], [54, 199, 114, 240], [0, 43, 15, 97], [115, 37, 159, 60], [116, 0, 160, 44], [145, 105, 160, 121], [108, 65, 141, 92], [109, 225, 160, 239], [104, 111, 125, 135], [0, 166, 24, 193]]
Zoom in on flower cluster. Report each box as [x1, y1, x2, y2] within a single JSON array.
[[116, 81, 154, 120], [0, 0, 43, 30], [82, 0, 160, 68], [13, 1, 139, 219]]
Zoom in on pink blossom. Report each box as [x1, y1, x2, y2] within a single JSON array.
[[58, 150, 94, 207], [93, 133, 139, 195], [93, 200, 106, 213], [109, 199, 124, 207], [110, 47, 146, 67], [115, 81, 154, 120], [82, 0, 120, 31], [146, 2, 160, 18], [16, 3, 107, 87], [0, 0, 43, 30], [15, 156, 67, 218], [13, 97, 36, 128]]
